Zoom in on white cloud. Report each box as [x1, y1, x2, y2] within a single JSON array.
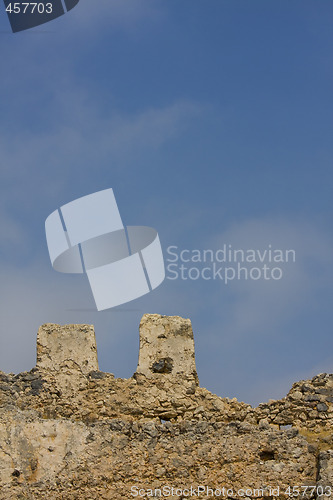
[[209, 215, 333, 340], [0, 98, 203, 219]]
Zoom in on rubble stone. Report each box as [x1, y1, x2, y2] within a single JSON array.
[[0, 315, 331, 499]]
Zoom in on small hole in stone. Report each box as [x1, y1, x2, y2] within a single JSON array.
[[259, 450, 275, 461], [151, 357, 173, 374], [12, 469, 21, 477]]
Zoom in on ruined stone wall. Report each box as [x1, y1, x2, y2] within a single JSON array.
[[0, 315, 332, 499]]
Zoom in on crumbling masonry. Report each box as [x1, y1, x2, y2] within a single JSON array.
[[0, 314, 332, 499]]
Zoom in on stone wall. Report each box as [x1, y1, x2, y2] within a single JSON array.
[[0, 314, 332, 499]]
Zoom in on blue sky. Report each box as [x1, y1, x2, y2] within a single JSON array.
[[0, 0, 332, 405]]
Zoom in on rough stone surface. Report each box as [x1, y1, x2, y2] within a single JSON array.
[[0, 314, 332, 499], [136, 314, 198, 383], [317, 450, 333, 499], [36, 323, 98, 375]]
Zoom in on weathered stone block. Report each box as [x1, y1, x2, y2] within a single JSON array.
[[36, 324, 98, 375], [136, 314, 198, 383]]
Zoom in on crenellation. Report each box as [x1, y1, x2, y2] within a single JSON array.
[[0, 315, 331, 499]]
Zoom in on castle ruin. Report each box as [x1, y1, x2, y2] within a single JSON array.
[[0, 314, 332, 499]]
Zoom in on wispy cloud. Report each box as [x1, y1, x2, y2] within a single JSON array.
[[0, 97, 204, 233], [68, 0, 164, 33], [209, 215, 332, 339]]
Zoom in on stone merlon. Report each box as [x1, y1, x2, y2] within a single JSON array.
[[36, 323, 98, 375], [135, 313, 198, 383]]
